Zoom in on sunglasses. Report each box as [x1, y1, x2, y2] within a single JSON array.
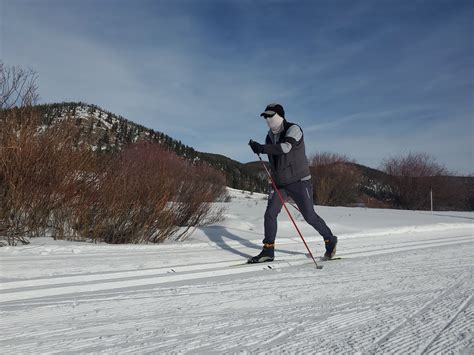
[[262, 113, 276, 119]]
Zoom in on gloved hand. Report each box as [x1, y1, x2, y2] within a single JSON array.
[[248, 140, 264, 154]]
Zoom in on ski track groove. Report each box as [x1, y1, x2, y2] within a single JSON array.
[[427, 304, 473, 353], [374, 282, 472, 354], [1, 234, 471, 268], [370, 279, 464, 350], [1, 235, 471, 301], [418, 294, 472, 354]]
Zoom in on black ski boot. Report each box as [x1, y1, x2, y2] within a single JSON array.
[[248, 243, 275, 263], [323, 236, 338, 260]]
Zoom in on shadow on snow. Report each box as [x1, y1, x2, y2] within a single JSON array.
[[201, 225, 306, 259]]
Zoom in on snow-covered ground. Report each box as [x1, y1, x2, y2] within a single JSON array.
[[1, 188, 473, 353]]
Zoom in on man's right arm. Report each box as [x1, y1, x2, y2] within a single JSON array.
[[263, 125, 303, 155]]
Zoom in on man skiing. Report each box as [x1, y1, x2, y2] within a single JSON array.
[[248, 103, 338, 263]]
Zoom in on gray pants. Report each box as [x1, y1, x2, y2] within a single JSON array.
[[263, 179, 334, 245]]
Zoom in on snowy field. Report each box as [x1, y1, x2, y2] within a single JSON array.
[[1, 188, 473, 354]]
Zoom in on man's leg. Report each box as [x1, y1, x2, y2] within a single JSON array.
[[248, 187, 288, 263], [263, 187, 288, 245], [287, 180, 335, 241]]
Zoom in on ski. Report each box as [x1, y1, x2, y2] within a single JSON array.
[[318, 256, 343, 261], [229, 261, 279, 268], [229, 258, 323, 268]]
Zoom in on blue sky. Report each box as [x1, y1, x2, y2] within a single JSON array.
[[1, 0, 473, 173]]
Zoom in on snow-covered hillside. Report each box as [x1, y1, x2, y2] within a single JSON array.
[[45, 103, 156, 151], [1, 188, 473, 353]]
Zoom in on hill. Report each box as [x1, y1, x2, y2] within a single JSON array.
[[34, 102, 269, 192]]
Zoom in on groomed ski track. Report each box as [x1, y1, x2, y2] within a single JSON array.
[[1, 229, 472, 354]]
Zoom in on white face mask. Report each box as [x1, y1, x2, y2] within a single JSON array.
[[266, 113, 284, 133]]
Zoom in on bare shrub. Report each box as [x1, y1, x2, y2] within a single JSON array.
[[309, 152, 363, 206], [69, 143, 175, 244], [0, 107, 96, 245], [0, 62, 41, 245], [1, 129, 226, 245], [70, 142, 226, 244], [381, 152, 450, 210], [311, 152, 349, 166], [0, 61, 39, 109], [1, 108, 227, 246], [170, 161, 226, 240]]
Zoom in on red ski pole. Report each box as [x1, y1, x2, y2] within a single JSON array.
[[258, 155, 322, 269]]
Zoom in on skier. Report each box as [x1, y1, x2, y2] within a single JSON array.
[[248, 103, 338, 263]]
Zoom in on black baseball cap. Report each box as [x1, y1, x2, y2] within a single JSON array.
[[260, 103, 285, 118]]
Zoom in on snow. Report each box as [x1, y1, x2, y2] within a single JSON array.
[[1, 188, 473, 353]]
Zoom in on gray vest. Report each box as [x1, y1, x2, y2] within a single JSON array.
[[265, 120, 311, 186]]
